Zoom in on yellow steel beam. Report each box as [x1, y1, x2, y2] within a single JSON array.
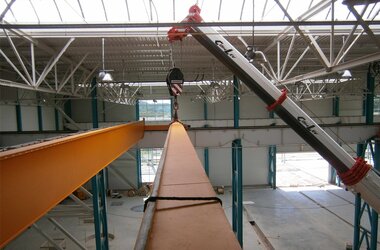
[[135, 122, 241, 249], [0, 121, 144, 248]]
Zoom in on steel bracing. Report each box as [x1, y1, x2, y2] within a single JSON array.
[[0, 1, 380, 103]]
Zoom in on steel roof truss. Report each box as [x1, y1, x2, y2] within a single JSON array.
[[35, 37, 75, 88]]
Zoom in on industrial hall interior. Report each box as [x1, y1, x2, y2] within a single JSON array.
[[1, 0, 380, 249]]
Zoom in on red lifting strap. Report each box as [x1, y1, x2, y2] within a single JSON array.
[[338, 157, 372, 186], [266, 89, 287, 111]]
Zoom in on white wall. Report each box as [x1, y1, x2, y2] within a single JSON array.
[[240, 95, 269, 119], [299, 98, 333, 117], [178, 96, 204, 120], [105, 102, 136, 122], [208, 146, 268, 186], [0, 105, 17, 131], [71, 100, 136, 123], [21, 106, 38, 131], [340, 96, 362, 116], [207, 100, 233, 120], [42, 106, 56, 130]]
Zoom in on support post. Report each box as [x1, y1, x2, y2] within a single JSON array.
[[203, 100, 208, 121], [233, 76, 240, 129], [64, 97, 72, 121], [371, 140, 379, 249], [136, 149, 142, 189], [54, 105, 60, 131], [91, 77, 109, 250], [268, 145, 276, 189], [333, 96, 340, 117], [366, 65, 375, 125], [135, 99, 142, 189], [232, 139, 243, 247], [135, 99, 140, 121], [353, 141, 378, 250], [353, 193, 362, 250], [16, 103, 22, 132], [204, 100, 210, 176], [204, 148, 209, 176], [37, 105, 43, 132]]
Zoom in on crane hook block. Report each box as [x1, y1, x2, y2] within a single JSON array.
[[166, 67, 184, 96]]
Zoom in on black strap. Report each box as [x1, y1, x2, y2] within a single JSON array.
[[144, 196, 223, 211]]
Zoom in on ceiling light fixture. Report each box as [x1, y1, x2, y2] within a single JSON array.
[[99, 38, 113, 82], [341, 69, 352, 78]]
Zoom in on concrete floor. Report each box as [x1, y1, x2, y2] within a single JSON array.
[[4, 186, 380, 250]]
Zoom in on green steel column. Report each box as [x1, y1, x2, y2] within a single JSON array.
[[333, 96, 340, 117], [54, 106, 59, 131], [37, 105, 43, 131], [353, 193, 362, 250], [268, 145, 277, 189], [135, 99, 139, 120], [366, 66, 375, 125], [135, 100, 142, 188], [233, 76, 240, 129], [232, 139, 243, 247], [136, 149, 142, 189], [204, 148, 209, 176], [92, 78, 99, 128], [91, 77, 109, 250], [204, 100, 210, 176], [16, 103, 22, 132], [64, 97, 72, 118], [204, 100, 208, 120], [353, 143, 365, 250], [370, 140, 379, 250]]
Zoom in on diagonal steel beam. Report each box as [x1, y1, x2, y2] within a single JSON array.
[[3, 29, 33, 85], [57, 53, 89, 92], [283, 46, 311, 80], [264, 0, 333, 53], [274, 0, 330, 69], [280, 33, 296, 80], [281, 51, 380, 85], [347, 4, 380, 50], [35, 38, 75, 88], [0, 79, 81, 96], [0, 0, 16, 21], [333, 5, 369, 66], [0, 49, 32, 86]]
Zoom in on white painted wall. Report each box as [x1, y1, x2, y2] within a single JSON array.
[[340, 96, 362, 116], [178, 96, 204, 120], [208, 146, 268, 186], [0, 105, 17, 131], [240, 95, 268, 119], [42, 106, 56, 131], [207, 100, 233, 120], [21, 106, 38, 131], [105, 102, 136, 122], [299, 98, 333, 117]]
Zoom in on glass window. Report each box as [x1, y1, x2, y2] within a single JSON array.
[[140, 148, 163, 183], [139, 99, 171, 121]]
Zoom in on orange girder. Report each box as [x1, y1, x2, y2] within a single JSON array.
[[136, 122, 241, 249], [0, 121, 144, 248]]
